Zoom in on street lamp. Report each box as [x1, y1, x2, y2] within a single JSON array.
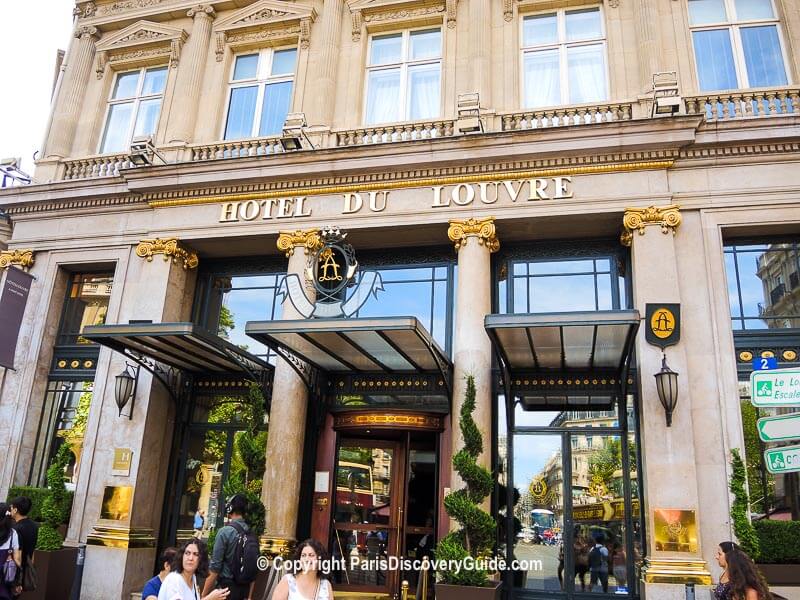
[[114, 363, 139, 419], [654, 352, 679, 426]]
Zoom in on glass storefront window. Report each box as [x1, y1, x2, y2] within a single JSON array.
[[58, 273, 113, 345], [724, 241, 800, 329]]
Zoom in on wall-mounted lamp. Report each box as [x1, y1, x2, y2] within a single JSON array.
[[651, 71, 682, 117], [456, 92, 483, 134], [280, 113, 311, 151], [129, 135, 167, 166], [654, 352, 678, 426], [114, 363, 139, 419]]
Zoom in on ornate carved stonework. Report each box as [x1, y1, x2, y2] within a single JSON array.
[[362, 4, 445, 23], [607, 0, 620, 7], [96, 0, 168, 16], [226, 25, 302, 46], [118, 30, 166, 43], [448, 217, 500, 253], [0, 249, 35, 270], [135, 238, 199, 269], [74, 2, 97, 18], [276, 229, 324, 257], [187, 4, 216, 19], [503, 0, 513, 21], [620, 204, 682, 247], [446, 0, 457, 28], [233, 8, 290, 25], [75, 25, 100, 41], [300, 17, 311, 49], [350, 10, 363, 41]]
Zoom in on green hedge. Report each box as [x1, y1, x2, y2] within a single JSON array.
[[754, 520, 800, 564], [6, 486, 74, 524]]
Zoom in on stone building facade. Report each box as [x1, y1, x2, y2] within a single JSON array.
[[1, 0, 799, 599]]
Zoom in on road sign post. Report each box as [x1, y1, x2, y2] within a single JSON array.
[[764, 444, 800, 474], [750, 368, 800, 408]]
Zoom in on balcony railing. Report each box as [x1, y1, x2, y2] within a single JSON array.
[[500, 101, 633, 131], [334, 119, 455, 146], [684, 86, 800, 121], [188, 136, 285, 161], [61, 153, 133, 180]]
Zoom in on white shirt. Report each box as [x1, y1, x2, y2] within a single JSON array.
[[0, 530, 19, 551], [158, 571, 199, 600], [285, 573, 332, 600]]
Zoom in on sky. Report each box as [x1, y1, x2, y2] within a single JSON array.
[[0, 1, 75, 176]]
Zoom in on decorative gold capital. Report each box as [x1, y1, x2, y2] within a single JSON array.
[[620, 204, 681, 247], [259, 535, 295, 558], [277, 229, 323, 257], [0, 249, 35, 270], [447, 217, 499, 253], [641, 557, 712, 585], [135, 238, 199, 269]]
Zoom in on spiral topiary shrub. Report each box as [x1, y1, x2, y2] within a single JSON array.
[[437, 375, 496, 586], [36, 444, 72, 551], [729, 448, 760, 559]]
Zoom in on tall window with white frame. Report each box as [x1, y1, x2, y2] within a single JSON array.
[[689, 0, 789, 91], [365, 28, 441, 125], [100, 66, 167, 154], [224, 47, 297, 140], [521, 7, 608, 108]]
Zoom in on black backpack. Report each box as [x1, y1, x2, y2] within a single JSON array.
[[588, 545, 605, 570], [229, 521, 259, 584]]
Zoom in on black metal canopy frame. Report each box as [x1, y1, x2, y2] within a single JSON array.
[[244, 315, 453, 396], [82, 322, 274, 405]]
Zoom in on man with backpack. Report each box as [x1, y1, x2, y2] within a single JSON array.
[[587, 533, 610, 593], [203, 494, 259, 600]]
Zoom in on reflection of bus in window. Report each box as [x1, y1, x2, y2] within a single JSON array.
[[336, 462, 374, 522]]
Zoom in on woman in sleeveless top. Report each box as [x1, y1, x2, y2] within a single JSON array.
[[714, 541, 771, 600], [273, 539, 332, 600], [0, 504, 22, 600]]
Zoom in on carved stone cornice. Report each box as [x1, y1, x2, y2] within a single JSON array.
[[95, 20, 187, 77], [0, 249, 35, 270], [349, 0, 447, 41], [620, 204, 681, 247], [447, 217, 499, 253], [135, 238, 199, 269], [277, 229, 323, 257]]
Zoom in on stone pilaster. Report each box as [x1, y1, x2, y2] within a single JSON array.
[[633, 0, 662, 95], [77, 239, 198, 600], [260, 229, 322, 554], [167, 5, 215, 145], [45, 26, 100, 159], [309, 0, 343, 125], [623, 205, 712, 594], [447, 217, 498, 490], [468, 0, 491, 108]]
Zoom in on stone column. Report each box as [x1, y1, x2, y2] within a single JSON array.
[[309, 0, 343, 126], [622, 206, 712, 597], [166, 5, 215, 145], [45, 26, 100, 159], [447, 217, 498, 485], [78, 239, 198, 600], [633, 0, 661, 95], [260, 229, 322, 555]]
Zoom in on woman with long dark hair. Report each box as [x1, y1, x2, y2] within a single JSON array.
[[272, 539, 332, 600], [714, 541, 772, 600], [0, 503, 22, 600], [158, 538, 229, 600]]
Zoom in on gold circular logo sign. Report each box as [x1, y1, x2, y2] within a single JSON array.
[[529, 478, 548, 501], [650, 308, 676, 339]]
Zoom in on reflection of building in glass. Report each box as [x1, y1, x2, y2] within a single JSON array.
[[756, 244, 800, 328]]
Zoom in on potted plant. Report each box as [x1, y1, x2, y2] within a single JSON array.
[[30, 443, 79, 600], [436, 375, 501, 600]]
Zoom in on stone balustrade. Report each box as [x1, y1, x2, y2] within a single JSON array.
[[334, 120, 455, 146], [61, 154, 133, 180], [500, 101, 633, 131], [685, 86, 799, 121], [189, 137, 285, 161]]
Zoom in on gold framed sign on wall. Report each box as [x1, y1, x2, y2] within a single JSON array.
[[645, 303, 680, 349]]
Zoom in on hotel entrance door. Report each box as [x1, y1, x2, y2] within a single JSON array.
[[330, 435, 437, 600]]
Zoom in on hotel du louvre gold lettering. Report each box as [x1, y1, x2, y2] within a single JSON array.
[[219, 176, 573, 223]]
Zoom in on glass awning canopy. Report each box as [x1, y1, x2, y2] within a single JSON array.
[[485, 310, 640, 408], [245, 316, 451, 381], [82, 322, 271, 376]]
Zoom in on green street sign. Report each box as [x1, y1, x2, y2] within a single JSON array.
[[750, 368, 800, 407], [764, 444, 800, 474], [757, 413, 800, 442]]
